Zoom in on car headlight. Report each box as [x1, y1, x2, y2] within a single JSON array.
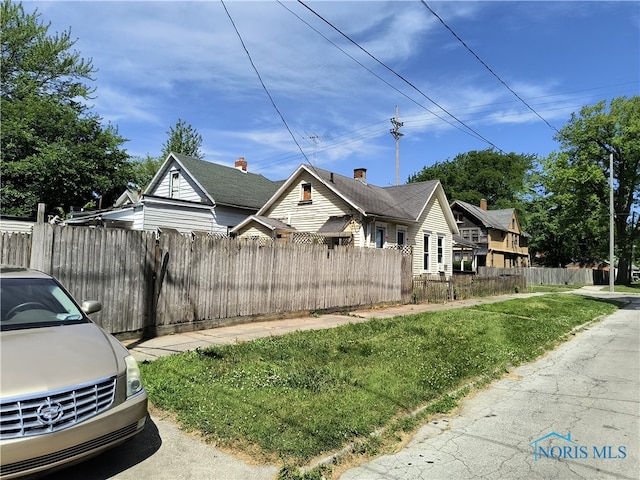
[[125, 355, 143, 397]]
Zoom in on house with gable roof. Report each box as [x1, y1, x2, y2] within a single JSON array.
[[232, 164, 459, 276], [65, 153, 283, 234], [450, 199, 529, 268]]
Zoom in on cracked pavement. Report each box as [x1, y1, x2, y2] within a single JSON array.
[[340, 292, 639, 480]]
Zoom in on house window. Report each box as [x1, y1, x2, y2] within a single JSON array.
[[375, 227, 385, 248], [423, 233, 431, 271], [461, 228, 479, 242], [437, 235, 444, 263], [300, 183, 312, 203], [170, 171, 180, 199], [397, 229, 406, 246]]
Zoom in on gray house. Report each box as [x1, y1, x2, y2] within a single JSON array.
[[66, 153, 283, 234]]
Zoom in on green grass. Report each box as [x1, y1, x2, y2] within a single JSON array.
[[527, 284, 583, 293], [140, 294, 617, 471], [600, 283, 640, 294]]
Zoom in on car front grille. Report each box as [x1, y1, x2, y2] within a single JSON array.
[[0, 422, 139, 477], [0, 377, 116, 440]]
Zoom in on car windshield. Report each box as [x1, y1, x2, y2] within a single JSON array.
[[0, 278, 89, 331]]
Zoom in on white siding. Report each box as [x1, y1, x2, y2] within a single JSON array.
[[142, 203, 219, 234], [215, 206, 253, 231], [410, 194, 453, 276], [0, 219, 34, 233], [150, 161, 208, 203]]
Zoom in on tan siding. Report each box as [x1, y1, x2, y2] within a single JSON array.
[[239, 224, 273, 238], [265, 172, 353, 232], [410, 194, 453, 276]]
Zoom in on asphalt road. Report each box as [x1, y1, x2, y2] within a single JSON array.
[[40, 292, 639, 480], [340, 294, 640, 480]]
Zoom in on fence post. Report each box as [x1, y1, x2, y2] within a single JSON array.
[[29, 223, 54, 273]]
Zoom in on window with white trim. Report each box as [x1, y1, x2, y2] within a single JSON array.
[[170, 171, 180, 199], [437, 235, 444, 263], [423, 233, 431, 271], [300, 183, 312, 203], [397, 228, 407, 246], [375, 227, 385, 248]]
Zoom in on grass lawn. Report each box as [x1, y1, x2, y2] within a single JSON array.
[[140, 294, 617, 478], [600, 283, 640, 294], [527, 284, 583, 293]]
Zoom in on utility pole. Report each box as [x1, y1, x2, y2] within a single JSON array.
[[390, 105, 404, 186], [609, 152, 615, 293]]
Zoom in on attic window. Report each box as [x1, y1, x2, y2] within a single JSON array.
[[170, 171, 180, 199], [300, 183, 312, 204]]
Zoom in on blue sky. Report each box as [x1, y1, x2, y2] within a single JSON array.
[[28, 1, 640, 187]]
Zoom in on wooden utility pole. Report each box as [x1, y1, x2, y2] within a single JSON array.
[[390, 105, 404, 185]]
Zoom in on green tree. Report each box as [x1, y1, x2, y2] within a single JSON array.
[[534, 96, 639, 283], [161, 119, 204, 159], [408, 149, 536, 210], [1, 0, 131, 216], [129, 155, 163, 191]]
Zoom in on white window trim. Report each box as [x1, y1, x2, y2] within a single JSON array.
[[423, 231, 432, 272], [396, 226, 408, 246], [300, 182, 312, 202], [375, 223, 387, 248], [437, 234, 445, 271], [170, 170, 180, 199]]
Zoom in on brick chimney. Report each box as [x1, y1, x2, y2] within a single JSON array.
[[480, 198, 487, 211], [235, 157, 247, 172], [354, 168, 367, 183]]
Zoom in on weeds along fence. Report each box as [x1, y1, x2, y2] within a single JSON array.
[[412, 273, 527, 304], [20, 224, 412, 336], [477, 267, 594, 285]]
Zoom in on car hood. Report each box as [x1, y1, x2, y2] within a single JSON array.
[[0, 324, 123, 399]]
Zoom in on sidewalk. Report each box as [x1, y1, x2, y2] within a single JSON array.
[[126, 290, 560, 362]]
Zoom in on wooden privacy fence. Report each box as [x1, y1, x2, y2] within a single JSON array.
[[25, 224, 412, 336], [0, 231, 32, 267], [412, 273, 526, 304], [478, 267, 594, 285]]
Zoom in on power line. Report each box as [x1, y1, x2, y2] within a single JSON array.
[[275, 1, 483, 143], [296, 0, 505, 153], [420, 1, 560, 134], [220, 0, 310, 165]]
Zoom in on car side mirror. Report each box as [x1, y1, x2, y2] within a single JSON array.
[[81, 300, 102, 315]]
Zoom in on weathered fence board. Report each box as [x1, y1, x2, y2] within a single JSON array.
[[0, 231, 31, 267], [478, 267, 594, 285], [22, 225, 409, 336]]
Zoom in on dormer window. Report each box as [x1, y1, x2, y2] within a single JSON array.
[[170, 171, 180, 199], [300, 183, 312, 204]]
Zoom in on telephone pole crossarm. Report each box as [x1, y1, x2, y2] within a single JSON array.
[[390, 105, 404, 185]]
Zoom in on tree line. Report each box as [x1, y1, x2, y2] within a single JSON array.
[[1, 0, 638, 283]]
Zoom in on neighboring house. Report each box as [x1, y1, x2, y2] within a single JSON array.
[[450, 199, 529, 268], [66, 153, 283, 234], [452, 234, 479, 272], [232, 165, 459, 276], [0, 215, 36, 234]]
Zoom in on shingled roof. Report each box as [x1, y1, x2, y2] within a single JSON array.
[[156, 153, 283, 210], [265, 165, 441, 222], [451, 200, 515, 231]]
